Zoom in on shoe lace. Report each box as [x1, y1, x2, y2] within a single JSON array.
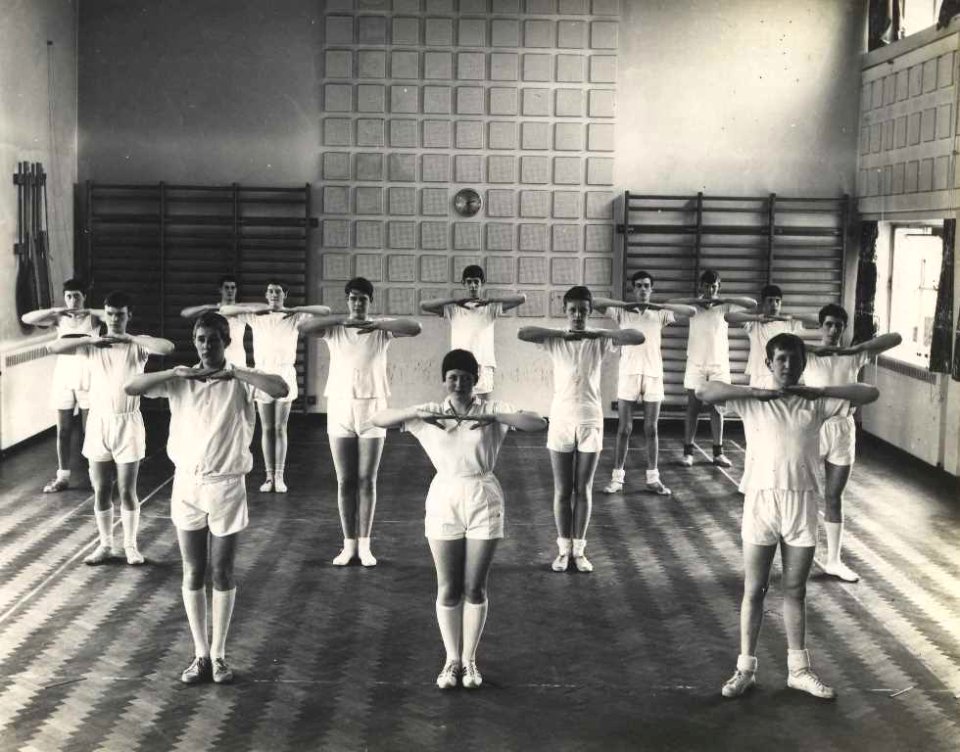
[[214, 658, 228, 671], [796, 668, 826, 690]]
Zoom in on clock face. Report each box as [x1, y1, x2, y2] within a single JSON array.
[[454, 188, 482, 217]]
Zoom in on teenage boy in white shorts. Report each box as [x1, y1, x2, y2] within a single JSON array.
[[518, 286, 644, 572], [126, 312, 288, 685], [670, 270, 756, 468], [594, 271, 697, 495], [21, 279, 103, 493], [48, 291, 175, 565], [299, 277, 421, 566], [698, 333, 878, 700], [420, 264, 526, 396], [180, 275, 249, 366], [372, 349, 546, 690], [220, 280, 331, 493], [804, 303, 901, 582]]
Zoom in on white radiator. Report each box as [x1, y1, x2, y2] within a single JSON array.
[[0, 335, 57, 451]]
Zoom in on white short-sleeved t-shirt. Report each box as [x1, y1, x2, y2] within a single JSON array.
[[606, 307, 675, 378], [404, 398, 513, 476], [687, 302, 735, 366], [803, 351, 872, 417], [322, 323, 394, 399], [443, 302, 503, 369], [84, 341, 150, 415], [743, 319, 805, 384], [539, 336, 616, 425], [225, 317, 249, 366], [241, 312, 308, 369], [144, 365, 258, 477], [722, 395, 849, 492], [53, 314, 99, 387]]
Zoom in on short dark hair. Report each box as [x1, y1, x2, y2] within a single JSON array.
[[63, 278, 87, 295], [345, 276, 375, 299], [562, 285, 593, 307], [760, 284, 783, 299], [765, 332, 807, 370], [218, 275, 238, 288], [699, 269, 721, 285], [631, 270, 653, 286], [264, 279, 288, 293], [441, 349, 479, 382], [461, 265, 485, 283], [818, 303, 848, 326], [193, 311, 231, 345], [103, 290, 133, 311]]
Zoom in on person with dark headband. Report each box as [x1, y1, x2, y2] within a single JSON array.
[[48, 290, 175, 565], [126, 312, 288, 685], [299, 277, 422, 567], [372, 349, 546, 689], [220, 280, 331, 493], [180, 275, 249, 366], [803, 304, 901, 582], [518, 286, 644, 572], [420, 265, 526, 396], [21, 279, 104, 493]]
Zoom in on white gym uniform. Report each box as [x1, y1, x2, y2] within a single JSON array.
[[443, 302, 503, 395], [50, 314, 98, 410], [236, 312, 309, 404], [803, 351, 872, 466], [683, 303, 736, 390], [81, 342, 149, 464], [607, 307, 674, 402], [743, 319, 805, 389]]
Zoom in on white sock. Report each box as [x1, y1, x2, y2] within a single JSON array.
[[461, 600, 488, 663], [57, 469, 71, 481], [94, 507, 114, 548], [274, 465, 285, 483], [572, 538, 587, 557], [824, 521, 843, 565], [645, 468, 660, 484], [436, 599, 463, 662], [556, 537, 572, 555], [358, 537, 377, 565], [333, 538, 357, 565], [210, 587, 236, 660], [787, 648, 810, 673], [611, 468, 625, 482], [182, 587, 210, 658], [736, 654, 758, 672], [120, 506, 140, 549]]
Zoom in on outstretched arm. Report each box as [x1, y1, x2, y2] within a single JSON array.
[[721, 296, 759, 310], [375, 317, 422, 338], [219, 303, 269, 317], [48, 335, 95, 354], [297, 314, 350, 335], [420, 296, 466, 316], [125, 368, 184, 395], [517, 326, 566, 344], [371, 405, 433, 429], [849, 332, 902, 356], [697, 382, 777, 405], [285, 305, 333, 317], [180, 303, 220, 319], [129, 334, 176, 356], [469, 410, 546, 432], [591, 296, 626, 313], [231, 367, 289, 399], [21, 307, 65, 327], [603, 327, 645, 346], [488, 292, 526, 313]]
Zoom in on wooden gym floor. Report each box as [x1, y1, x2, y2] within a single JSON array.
[[0, 415, 957, 751]]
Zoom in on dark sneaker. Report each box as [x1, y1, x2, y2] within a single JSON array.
[[181, 656, 212, 685], [212, 657, 234, 684]]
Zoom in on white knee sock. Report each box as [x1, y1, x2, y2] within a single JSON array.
[[94, 507, 114, 548], [182, 587, 210, 658], [120, 506, 140, 549], [211, 587, 236, 660], [57, 469, 71, 481], [436, 599, 463, 662], [824, 521, 843, 565], [572, 538, 587, 557], [645, 468, 660, 484], [461, 600, 488, 663], [611, 468, 625, 483], [274, 464, 285, 483], [556, 537, 572, 555], [737, 654, 758, 672]]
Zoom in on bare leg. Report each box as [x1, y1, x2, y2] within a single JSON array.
[[710, 404, 724, 446], [329, 436, 359, 539], [781, 543, 815, 650], [257, 402, 277, 489], [822, 461, 857, 580], [572, 450, 599, 540], [643, 400, 662, 472], [356, 437, 385, 538], [429, 538, 466, 669], [273, 401, 292, 491], [116, 461, 143, 563], [177, 527, 210, 657], [548, 450, 575, 539], [684, 389, 701, 445], [612, 400, 635, 472], [86, 460, 115, 563], [739, 542, 778, 657], [209, 532, 239, 677], [55, 408, 74, 472]]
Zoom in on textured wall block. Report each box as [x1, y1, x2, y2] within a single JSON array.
[[424, 52, 453, 80], [422, 188, 449, 216], [490, 53, 520, 81], [558, 20, 587, 48], [423, 120, 452, 148], [422, 154, 451, 182], [586, 157, 613, 185], [918, 157, 934, 191], [552, 191, 581, 218], [355, 251, 384, 278], [425, 17, 454, 46], [420, 253, 450, 281], [907, 111, 921, 145], [389, 186, 417, 215], [388, 254, 417, 282], [355, 186, 383, 215], [387, 287, 417, 315], [491, 19, 521, 47], [524, 20, 554, 47], [488, 155, 518, 183], [389, 223, 418, 250], [392, 16, 420, 44], [357, 84, 386, 112], [420, 287, 452, 306], [894, 115, 907, 148], [904, 160, 918, 192], [323, 186, 350, 214], [391, 51, 419, 79], [519, 255, 548, 282], [520, 225, 548, 252], [895, 69, 909, 100], [454, 223, 482, 250], [527, 0, 556, 12], [921, 107, 936, 142], [559, 0, 587, 11], [487, 189, 516, 217], [423, 85, 452, 113], [453, 255, 484, 277], [522, 88, 551, 116], [356, 118, 385, 146], [552, 224, 581, 252], [592, 0, 619, 14], [420, 222, 449, 251], [585, 191, 614, 218], [585, 223, 614, 252], [358, 15, 388, 44], [922, 58, 938, 94], [588, 89, 615, 117], [459, 18, 486, 46], [556, 54, 585, 82], [522, 54, 552, 81], [357, 50, 386, 78], [458, 52, 486, 80], [935, 155, 950, 189], [590, 55, 617, 82], [389, 120, 418, 147], [554, 123, 583, 150], [325, 50, 353, 78], [323, 152, 351, 180], [553, 156, 582, 184], [551, 257, 580, 284], [456, 121, 484, 149], [522, 122, 551, 150], [391, 85, 419, 113], [555, 88, 584, 117], [326, 0, 352, 10], [521, 156, 550, 184], [518, 290, 545, 317], [324, 84, 352, 112], [355, 153, 384, 181], [486, 223, 515, 251], [326, 16, 354, 44], [323, 253, 352, 281], [548, 290, 567, 317], [492, 0, 521, 11], [590, 21, 618, 49], [520, 190, 550, 217], [588, 122, 615, 151], [584, 257, 612, 285], [891, 162, 905, 194], [323, 219, 350, 247], [485, 255, 515, 284], [488, 121, 518, 149], [355, 223, 385, 251], [455, 155, 483, 182], [457, 87, 485, 115], [937, 104, 953, 139], [489, 87, 519, 115], [388, 153, 417, 181], [426, 0, 454, 11], [320, 285, 347, 310]]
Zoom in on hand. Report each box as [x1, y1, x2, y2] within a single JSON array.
[[60, 308, 90, 319], [345, 318, 379, 334], [207, 366, 236, 381], [281, 308, 301, 319], [561, 329, 585, 341], [808, 344, 840, 356], [173, 365, 222, 380], [466, 414, 497, 430], [416, 408, 451, 428], [578, 329, 604, 340], [783, 385, 823, 400]]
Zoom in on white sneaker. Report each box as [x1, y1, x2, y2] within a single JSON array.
[[787, 668, 836, 699], [713, 454, 733, 468], [721, 669, 756, 698], [823, 561, 859, 582], [259, 478, 274, 493], [124, 546, 145, 565], [680, 454, 694, 467], [602, 480, 623, 494], [436, 660, 460, 689], [646, 480, 672, 496], [359, 549, 378, 567], [551, 553, 570, 572], [573, 554, 593, 573], [273, 477, 288, 493], [332, 548, 355, 566], [461, 662, 482, 689], [84, 545, 115, 566]]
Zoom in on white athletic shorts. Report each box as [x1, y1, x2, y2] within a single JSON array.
[[50, 356, 90, 411], [255, 364, 298, 404], [819, 415, 856, 467], [617, 373, 664, 403], [171, 472, 248, 537], [425, 473, 504, 540], [547, 420, 603, 453], [327, 396, 388, 439], [475, 366, 495, 396], [684, 362, 731, 391], [742, 489, 818, 548], [82, 411, 146, 464]]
